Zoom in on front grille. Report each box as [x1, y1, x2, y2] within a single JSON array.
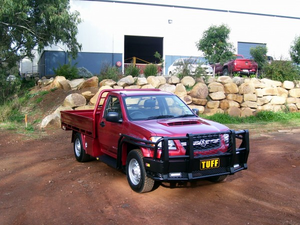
[[180, 134, 222, 151]]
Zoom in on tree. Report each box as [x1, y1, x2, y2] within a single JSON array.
[[196, 24, 235, 67], [0, 0, 82, 68], [250, 45, 268, 72], [290, 36, 300, 65]]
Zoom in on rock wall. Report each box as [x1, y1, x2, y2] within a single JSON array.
[[39, 75, 300, 128]]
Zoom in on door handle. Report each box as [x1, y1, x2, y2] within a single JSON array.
[[100, 121, 105, 127]]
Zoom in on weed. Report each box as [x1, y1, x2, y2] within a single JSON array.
[[54, 63, 79, 80], [125, 64, 140, 77], [35, 97, 43, 104], [99, 65, 121, 81], [144, 64, 158, 77]]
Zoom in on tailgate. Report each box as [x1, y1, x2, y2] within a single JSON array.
[[61, 110, 94, 136], [235, 59, 255, 69]]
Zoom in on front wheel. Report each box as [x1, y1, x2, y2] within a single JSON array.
[[73, 133, 91, 162], [126, 149, 155, 193]]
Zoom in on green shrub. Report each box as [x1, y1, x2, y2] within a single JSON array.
[[125, 64, 140, 77], [53, 63, 79, 80], [99, 66, 121, 81], [261, 60, 299, 82], [144, 64, 158, 77]]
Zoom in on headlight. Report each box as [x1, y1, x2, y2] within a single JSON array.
[[150, 137, 177, 150], [223, 134, 230, 145]]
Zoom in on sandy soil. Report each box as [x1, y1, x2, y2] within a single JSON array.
[[0, 128, 300, 225]]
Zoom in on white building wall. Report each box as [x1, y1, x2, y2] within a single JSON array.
[[63, 0, 300, 74], [70, 0, 300, 61]]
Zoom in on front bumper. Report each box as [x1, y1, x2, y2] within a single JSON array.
[[143, 130, 249, 181]]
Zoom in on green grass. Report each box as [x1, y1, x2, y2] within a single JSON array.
[[201, 111, 300, 133], [202, 111, 300, 124]]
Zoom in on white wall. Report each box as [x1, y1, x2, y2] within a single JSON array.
[[70, 0, 300, 60]]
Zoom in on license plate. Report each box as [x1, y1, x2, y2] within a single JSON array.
[[200, 158, 220, 170]]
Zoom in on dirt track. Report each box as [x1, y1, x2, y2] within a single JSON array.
[[0, 128, 299, 225]]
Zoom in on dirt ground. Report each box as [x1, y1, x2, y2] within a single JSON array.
[[0, 127, 300, 225]]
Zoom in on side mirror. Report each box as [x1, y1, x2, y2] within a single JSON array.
[[192, 108, 199, 116], [106, 112, 122, 123]]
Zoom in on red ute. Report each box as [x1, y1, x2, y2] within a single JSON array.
[[213, 54, 258, 75], [61, 89, 250, 193]]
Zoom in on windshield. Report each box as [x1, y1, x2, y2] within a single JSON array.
[[124, 95, 196, 120]]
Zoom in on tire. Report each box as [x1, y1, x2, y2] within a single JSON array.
[[126, 149, 155, 193], [222, 68, 228, 76], [207, 175, 228, 183], [73, 133, 91, 162]]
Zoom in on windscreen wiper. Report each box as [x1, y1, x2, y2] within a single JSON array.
[[175, 114, 195, 118], [147, 115, 175, 120]]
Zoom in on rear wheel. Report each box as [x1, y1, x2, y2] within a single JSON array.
[[126, 149, 155, 193], [74, 133, 91, 162], [222, 68, 229, 76], [207, 175, 228, 183]]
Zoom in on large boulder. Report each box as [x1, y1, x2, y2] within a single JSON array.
[[63, 93, 87, 108], [181, 76, 195, 87], [50, 76, 66, 89], [240, 107, 253, 117], [289, 88, 300, 98], [244, 93, 257, 102], [40, 113, 61, 129], [159, 84, 176, 93], [117, 75, 135, 87], [192, 98, 208, 106], [90, 86, 113, 105], [209, 91, 226, 101], [283, 81, 295, 90], [226, 94, 243, 103], [168, 75, 180, 84], [271, 96, 286, 105], [136, 77, 148, 86], [217, 76, 232, 84], [262, 87, 278, 96], [239, 83, 255, 94], [182, 95, 193, 104], [206, 101, 220, 109], [261, 78, 282, 87], [220, 100, 240, 110], [189, 83, 209, 99], [208, 82, 224, 93], [141, 84, 155, 89], [174, 83, 187, 98], [147, 76, 161, 88], [81, 91, 95, 101], [224, 82, 238, 94], [227, 106, 241, 117], [100, 79, 117, 87], [157, 76, 167, 85], [69, 78, 85, 90], [78, 76, 99, 89]]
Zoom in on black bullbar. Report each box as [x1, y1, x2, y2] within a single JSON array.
[[119, 130, 250, 181]]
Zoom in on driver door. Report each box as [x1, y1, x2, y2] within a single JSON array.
[[98, 95, 124, 157]]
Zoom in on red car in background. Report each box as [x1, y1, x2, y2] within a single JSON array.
[[213, 54, 258, 76]]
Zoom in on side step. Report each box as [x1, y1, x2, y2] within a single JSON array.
[[97, 155, 118, 169]]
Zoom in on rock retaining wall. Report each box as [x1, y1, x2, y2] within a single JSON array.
[[39, 75, 300, 128]]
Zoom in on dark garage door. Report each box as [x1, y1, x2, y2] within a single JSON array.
[[124, 35, 163, 63]]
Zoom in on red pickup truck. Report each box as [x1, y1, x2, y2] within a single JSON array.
[[214, 54, 258, 75], [61, 89, 249, 193]]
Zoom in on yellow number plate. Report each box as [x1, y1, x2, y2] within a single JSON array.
[[200, 158, 220, 170]]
